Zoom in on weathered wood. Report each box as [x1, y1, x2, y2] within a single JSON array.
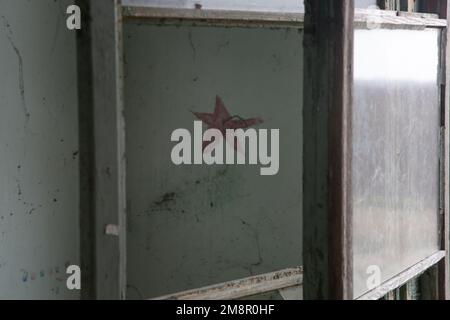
[[303, 0, 354, 300], [399, 283, 412, 300], [407, 0, 416, 12], [419, 0, 447, 18], [123, 6, 305, 28], [354, 12, 446, 29], [357, 251, 446, 300], [397, 11, 440, 19], [439, 0, 450, 301], [382, 0, 420, 12], [377, 0, 401, 10], [400, 278, 420, 300], [420, 265, 439, 300], [122, 6, 446, 29], [90, 0, 127, 299], [399, 0, 417, 12], [419, 0, 450, 301], [76, 0, 96, 300], [385, 291, 396, 300], [153, 267, 303, 300]]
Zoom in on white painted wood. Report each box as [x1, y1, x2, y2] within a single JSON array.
[[152, 267, 303, 300], [122, 6, 446, 29], [357, 251, 446, 300]]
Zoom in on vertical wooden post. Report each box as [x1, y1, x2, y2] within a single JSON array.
[[303, 0, 354, 300], [76, 0, 96, 300], [399, 0, 416, 12], [400, 0, 416, 12], [419, 0, 450, 301], [377, 0, 401, 10], [419, 0, 447, 17], [379, 0, 419, 11], [408, 0, 416, 12], [399, 284, 412, 300], [439, 0, 450, 301], [90, 0, 127, 299], [420, 265, 439, 300], [377, 0, 388, 10]]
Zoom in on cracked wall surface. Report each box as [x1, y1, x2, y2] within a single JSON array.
[[0, 0, 79, 299]]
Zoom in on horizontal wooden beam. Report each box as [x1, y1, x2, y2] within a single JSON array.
[[355, 9, 445, 29], [122, 6, 446, 29], [122, 6, 304, 28], [152, 267, 303, 300], [90, 0, 127, 299]]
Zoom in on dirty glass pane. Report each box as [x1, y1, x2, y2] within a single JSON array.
[[352, 28, 441, 298], [124, 24, 303, 299]]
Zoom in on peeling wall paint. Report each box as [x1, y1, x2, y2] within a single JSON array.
[[0, 0, 79, 299], [124, 24, 303, 299]]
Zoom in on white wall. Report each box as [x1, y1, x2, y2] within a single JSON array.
[[0, 0, 79, 299]]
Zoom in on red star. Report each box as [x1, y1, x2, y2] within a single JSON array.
[[192, 96, 263, 151]]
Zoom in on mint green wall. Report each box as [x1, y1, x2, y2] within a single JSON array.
[[0, 0, 79, 299]]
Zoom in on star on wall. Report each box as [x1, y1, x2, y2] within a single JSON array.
[[192, 95, 264, 151]]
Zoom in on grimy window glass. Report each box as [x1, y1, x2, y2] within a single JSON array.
[[352, 28, 441, 298], [123, 23, 303, 299]]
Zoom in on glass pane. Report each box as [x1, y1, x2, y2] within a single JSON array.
[[352, 28, 441, 298], [124, 23, 303, 299]]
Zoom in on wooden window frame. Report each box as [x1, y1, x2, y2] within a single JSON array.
[[78, 0, 450, 300]]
